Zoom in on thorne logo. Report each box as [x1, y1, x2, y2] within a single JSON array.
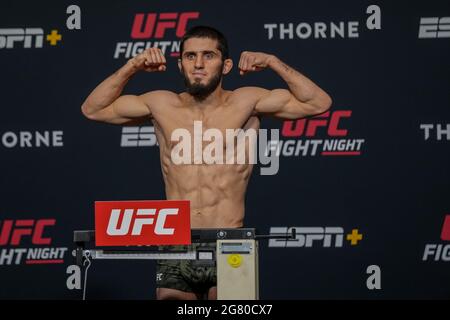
[[420, 124, 450, 141], [0, 219, 68, 266], [95, 200, 191, 246], [121, 126, 158, 147], [0, 28, 62, 49], [423, 215, 450, 262], [418, 17, 450, 39], [1, 130, 63, 148], [270, 110, 365, 157], [264, 5, 381, 40], [114, 12, 200, 59], [268, 227, 363, 248], [264, 21, 359, 40]]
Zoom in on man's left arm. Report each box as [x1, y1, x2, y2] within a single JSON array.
[[238, 51, 332, 119]]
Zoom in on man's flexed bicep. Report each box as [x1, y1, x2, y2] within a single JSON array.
[[81, 47, 166, 124], [254, 88, 326, 119], [84, 93, 152, 125], [237, 51, 332, 120]]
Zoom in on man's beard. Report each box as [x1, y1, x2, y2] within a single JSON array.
[[182, 65, 223, 100]]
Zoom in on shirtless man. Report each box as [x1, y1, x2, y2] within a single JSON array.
[[81, 26, 332, 300]]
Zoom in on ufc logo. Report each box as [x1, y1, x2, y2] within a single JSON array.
[[282, 110, 351, 137], [0, 28, 44, 49], [96, 200, 190, 246], [418, 17, 450, 39], [0, 219, 55, 245], [121, 126, 157, 147], [131, 12, 200, 39], [107, 208, 178, 236], [441, 215, 450, 241]]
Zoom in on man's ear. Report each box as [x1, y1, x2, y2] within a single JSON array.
[[222, 59, 233, 75], [178, 59, 182, 72]]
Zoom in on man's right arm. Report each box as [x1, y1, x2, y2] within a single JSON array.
[[81, 48, 166, 125]]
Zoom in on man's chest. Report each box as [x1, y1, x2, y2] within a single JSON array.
[[153, 103, 257, 141]]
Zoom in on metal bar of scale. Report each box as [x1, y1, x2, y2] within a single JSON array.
[[73, 228, 294, 300]]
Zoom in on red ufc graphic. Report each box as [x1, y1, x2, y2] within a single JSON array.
[[131, 12, 200, 39], [282, 110, 352, 137], [441, 215, 450, 241], [95, 200, 191, 246], [0, 219, 55, 246]]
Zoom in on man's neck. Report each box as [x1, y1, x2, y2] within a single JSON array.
[[185, 87, 226, 107]]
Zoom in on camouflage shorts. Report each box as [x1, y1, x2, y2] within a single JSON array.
[[156, 242, 217, 294]]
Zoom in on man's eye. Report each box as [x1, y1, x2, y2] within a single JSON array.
[[205, 53, 213, 59], [187, 54, 195, 59]]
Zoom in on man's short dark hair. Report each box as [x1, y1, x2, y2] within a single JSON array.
[[180, 26, 229, 60]]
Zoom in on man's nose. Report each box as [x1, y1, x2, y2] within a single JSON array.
[[194, 55, 204, 68]]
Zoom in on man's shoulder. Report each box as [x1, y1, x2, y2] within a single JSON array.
[[140, 90, 182, 106], [231, 86, 269, 97], [141, 90, 179, 99], [229, 87, 270, 103]]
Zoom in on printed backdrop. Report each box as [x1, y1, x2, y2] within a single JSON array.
[[0, 0, 449, 299]]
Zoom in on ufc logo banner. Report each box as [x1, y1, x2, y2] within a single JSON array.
[[95, 200, 190, 246]]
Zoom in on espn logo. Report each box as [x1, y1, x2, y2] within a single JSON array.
[[269, 227, 344, 247], [121, 126, 158, 147], [418, 17, 450, 38], [131, 12, 200, 39], [95, 200, 190, 246], [0, 28, 43, 49]]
